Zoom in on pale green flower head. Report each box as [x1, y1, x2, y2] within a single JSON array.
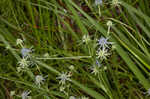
[[57, 72, 71, 85]]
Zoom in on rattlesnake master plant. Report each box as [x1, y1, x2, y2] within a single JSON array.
[[0, 0, 149, 98]]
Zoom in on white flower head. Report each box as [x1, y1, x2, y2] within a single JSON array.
[[69, 65, 75, 71], [91, 66, 100, 75], [107, 20, 113, 27], [82, 34, 90, 44], [96, 48, 110, 60], [16, 39, 23, 46], [21, 48, 32, 58], [112, 0, 121, 7], [98, 37, 113, 48], [18, 58, 30, 69], [57, 72, 71, 85], [21, 90, 31, 99], [91, 60, 101, 75], [35, 75, 45, 87], [95, 0, 102, 5], [69, 96, 76, 99]]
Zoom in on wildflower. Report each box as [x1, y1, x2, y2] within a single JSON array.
[[91, 60, 101, 75], [35, 75, 45, 87], [57, 72, 71, 85], [21, 48, 31, 58], [16, 39, 24, 47], [69, 65, 75, 71], [91, 66, 100, 75], [96, 48, 110, 60], [21, 90, 31, 99], [82, 34, 90, 44], [98, 37, 113, 48], [112, 0, 121, 7], [18, 58, 30, 69], [69, 96, 76, 99], [107, 20, 113, 36], [95, 0, 102, 5], [107, 20, 113, 27]]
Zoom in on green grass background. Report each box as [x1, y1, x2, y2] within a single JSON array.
[[0, 0, 150, 99]]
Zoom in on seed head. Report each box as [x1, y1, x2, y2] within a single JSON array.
[[98, 37, 113, 48], [95, 0, 103, 5], [18, 58, 30, 69], [112, 0, 121, 7], [21, 48, 31, 58], [35, 75, 45, 87], [69, 96, 76, 99], [57, 72, 71, 85], [82, 34, 90, 44], [96, 48, 110, 60], [107, 21, 113, 27], [16, 39, 23, 45]]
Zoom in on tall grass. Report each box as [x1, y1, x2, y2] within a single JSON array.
[[0, 0, 150, 99]]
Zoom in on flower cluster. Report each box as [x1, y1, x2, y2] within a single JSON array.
[[96, 21, 114, 60], [96, 37, 112, 60], [16, 39, 34, 72]]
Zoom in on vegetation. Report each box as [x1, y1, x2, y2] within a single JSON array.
[[0, 0, 150, 99]]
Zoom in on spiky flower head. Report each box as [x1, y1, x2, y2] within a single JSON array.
[[35, 75, 45, 87], [91, 66, 100, 75], [69, 96, 76, 99], [69, 65, 75, 71], [21, 48, 32, 58], [18, 58, 30, 69], [107, 20, 113, 27], [57, 72, 71, 85], [98, 37, 113, 48], [95, 0, 103, 5], [112, 0, 121, 7], [82, 34, 90, 44], [21, 90, 31, 99], [16, 39, 23, 45], [96, 48, 110, 60]]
